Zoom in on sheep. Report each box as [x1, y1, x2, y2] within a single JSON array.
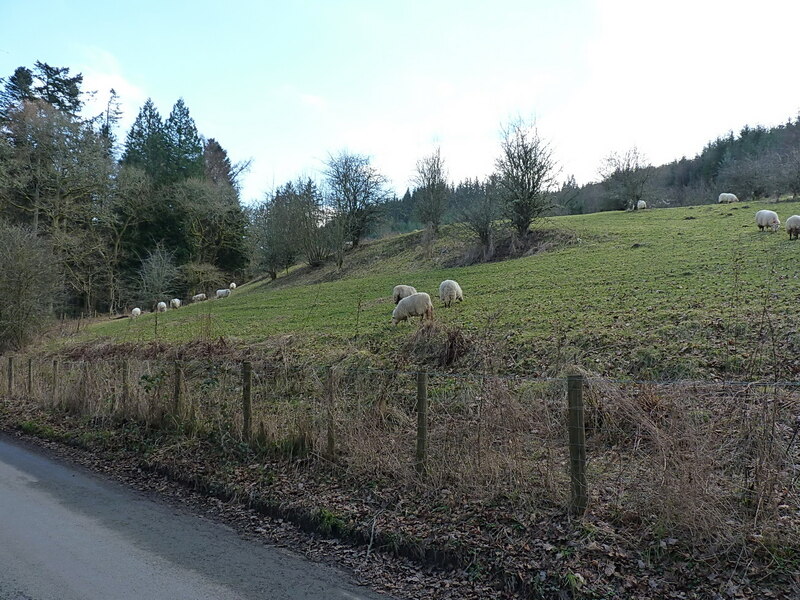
[[131, 307, 141, 318], [718, 192, 739, 204], [392, 292, 433, 325], [156, 301, 167, 313], [216, 288, 231, 299], [229, 282, 237, 290], [756, 209, 781, 232], [786, 215, 800, 240], [192, 293, 207, 302], [170, 298, 181, 309], [438, 279, 463, 307], [392, 285, 417, 305], [636, 200, 647, 210]]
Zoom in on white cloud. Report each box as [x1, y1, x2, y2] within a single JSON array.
[[547, 0, 800, 184], [77, 47, 146, 134]]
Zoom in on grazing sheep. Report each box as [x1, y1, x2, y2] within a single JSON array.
[[786, 215, 800, 240], [229, 282, 237, 290], [438, 279, 464, 307], [156, 301, 167, 313], [192, 293, 207, 302], [216, 288, 231, 299], [131, 307, 141, 318], [636, 200, 647, 210], [170, 298, 181, 309], [392, 285, 417, 305], [392, 292, 433, 326], [756, 209, 781, 232], [718, 192, 739, 204]]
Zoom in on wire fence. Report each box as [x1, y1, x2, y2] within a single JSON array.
[[2, 354, 798, 547]]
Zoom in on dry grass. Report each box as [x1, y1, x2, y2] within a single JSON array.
[[3, 355, 798, 553]]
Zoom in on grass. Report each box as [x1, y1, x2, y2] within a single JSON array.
[[65, 199, 800, 380]]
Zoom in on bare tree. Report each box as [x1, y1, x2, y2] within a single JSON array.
[[598, 146, 652, 210], [495, 118, 559, 238], [458, 176, 504, 261], [136, 245, 180, 308], [0, 222, 60, 350], [323, 151, 390, 259], [413, 146, 449, 233]]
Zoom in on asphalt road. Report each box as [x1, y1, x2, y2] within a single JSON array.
[[0, 434, 392, 600]]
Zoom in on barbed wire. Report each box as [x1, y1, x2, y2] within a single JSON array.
[[6, 355, 800, 391]]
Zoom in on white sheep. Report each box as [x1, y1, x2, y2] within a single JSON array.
[[170, 298, 181, 309], [392, 292, 433, 326], [131, 307, 141, 318], [756, 210, 781, 232], [392, 285, 417, 305], [156, 301, 167, 313], [718, 192, 739, 204], [438, 279, 463, 307], [786, 215, 800, 240], [636, 200, 647, 210], [216, 288, 231, 299], [192, 293, 207, 302], [229, 282, 237, 290]]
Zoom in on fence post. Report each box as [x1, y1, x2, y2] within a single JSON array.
[[415, 370, 428, 477], [567, 373, 588, 516], [173, 361, 183, 420], [80, 362, 89, 414], [52, 360, 59, 407], [325, 367, 336, 460], [27, 358, 33, 396], [242, 361, 252, 442], [121, 360, 130, 415], [7, 356, 13, 396]]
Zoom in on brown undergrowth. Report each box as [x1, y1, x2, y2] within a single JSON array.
[[1, 353, 798, 598]]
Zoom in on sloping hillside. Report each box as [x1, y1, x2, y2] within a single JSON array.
[[68, 199, 800, 380]]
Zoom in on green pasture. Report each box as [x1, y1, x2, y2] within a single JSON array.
[[75, 200, 800, 379]]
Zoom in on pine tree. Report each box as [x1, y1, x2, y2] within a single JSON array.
[[0, 67, 34, 119], [203, 138, 235, 187], [122, 99, 167, 184], [163, 98, 203, 183], [32, 61, 83, 114]]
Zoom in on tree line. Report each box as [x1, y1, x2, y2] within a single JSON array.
[[0, 62, 248, 343], [3, 59, 800, 351]]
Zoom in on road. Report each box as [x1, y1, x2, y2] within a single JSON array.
[[0, 434, 392, 600]]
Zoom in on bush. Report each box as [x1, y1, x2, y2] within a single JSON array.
[[0, 222, 60, 350]]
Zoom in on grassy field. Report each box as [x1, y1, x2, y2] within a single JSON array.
[[70, 199, 800, 380]]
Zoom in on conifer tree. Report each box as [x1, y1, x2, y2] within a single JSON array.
[[163, 98, 203, 182], [122, 99, 167, 184]]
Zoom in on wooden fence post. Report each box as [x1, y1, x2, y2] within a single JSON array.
[[7, 356, 13, 396], [415, 370, 429, 477], [173, 361, 183, 420], [121, 360, 130, 415], [325, 367, 336, 460], [80, 362, 89, 414], [567, 373, 588, 516], [52, 360, 59, 407], [27, 358, 33, 396], [242, 361, 252, 441]]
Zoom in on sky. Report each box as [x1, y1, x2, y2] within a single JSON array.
[[2, 0, 800, 204]]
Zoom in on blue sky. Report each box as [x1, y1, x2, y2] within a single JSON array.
[[2, 0, 800, 203]]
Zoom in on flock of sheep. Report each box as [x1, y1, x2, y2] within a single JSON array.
[[128, 193, 800, 322], [717, 192, 800, 238], [130, 282, 237, 318], [391, 280, 463, 325]]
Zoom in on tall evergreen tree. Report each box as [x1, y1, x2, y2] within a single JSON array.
[[0, 67, 34, 120], [163, 98, 203, 182], [32, 61, 83, 114], [204, 138, 235, 187], [122, 99, 167, 184]]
